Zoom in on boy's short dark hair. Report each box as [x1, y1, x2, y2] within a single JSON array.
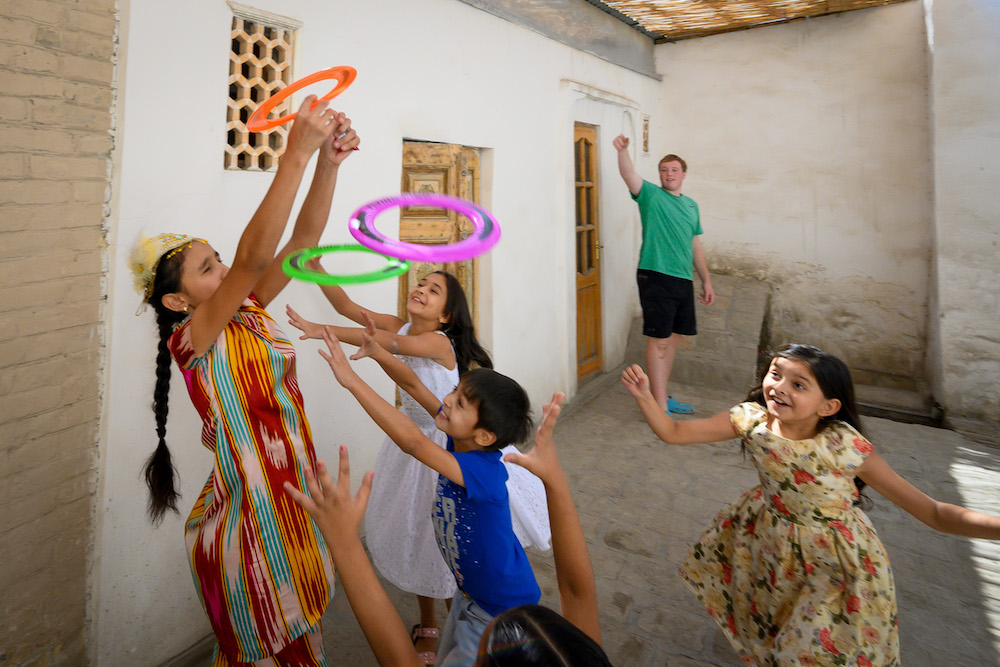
[[460, 368, 532, 452]]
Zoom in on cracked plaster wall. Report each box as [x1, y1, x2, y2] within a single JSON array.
[[651, 2, 932, 393]]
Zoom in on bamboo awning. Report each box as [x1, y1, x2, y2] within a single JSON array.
[[597, 0, 912, 41]]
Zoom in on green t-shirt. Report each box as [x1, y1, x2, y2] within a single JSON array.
[[632, 179, 702, 280]]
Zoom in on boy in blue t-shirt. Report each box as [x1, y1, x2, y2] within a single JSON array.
[[317, 326, 538, 666]]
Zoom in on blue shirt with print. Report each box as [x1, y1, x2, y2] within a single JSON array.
[[432, 437, 540, 616]]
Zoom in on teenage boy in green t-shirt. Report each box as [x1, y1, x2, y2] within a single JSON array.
[[613, 133, 714, 415]]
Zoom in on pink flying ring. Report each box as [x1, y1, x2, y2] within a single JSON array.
[[349, 193, 501, 263]]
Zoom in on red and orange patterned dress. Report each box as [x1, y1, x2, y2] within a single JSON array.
[[169, 295, 333, 663], [679, 402, 899, 666]]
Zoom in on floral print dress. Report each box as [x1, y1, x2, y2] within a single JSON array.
[[679, 403, 899, 666]]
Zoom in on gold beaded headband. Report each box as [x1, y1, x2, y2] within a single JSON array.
[[128, 233, 207, 310]]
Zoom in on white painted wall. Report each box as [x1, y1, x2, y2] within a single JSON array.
[[650, 2, 933, 389], [97, 0, 1000, 660], [96, 0, 659, 661], [927, 0, 1000, 423]]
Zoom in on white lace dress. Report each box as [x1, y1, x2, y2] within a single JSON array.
[[363, 325, 551, 598]]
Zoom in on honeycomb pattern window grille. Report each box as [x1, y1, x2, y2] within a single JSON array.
[[226, 16, 296, 171]]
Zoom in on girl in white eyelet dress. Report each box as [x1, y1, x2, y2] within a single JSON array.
[[287, 269, 549, 660]]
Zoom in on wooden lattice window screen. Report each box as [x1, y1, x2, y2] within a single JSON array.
[[226, 16, 295, 171]]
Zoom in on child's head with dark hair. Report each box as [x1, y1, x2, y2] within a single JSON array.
[[437, 368, 532, 453], [432, 271, 493, 373], [476, 605, 612, 666], [747, 343, 864, 436], [747, 343, 869, 505]]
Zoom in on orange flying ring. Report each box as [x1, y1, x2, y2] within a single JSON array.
[[246, 66, 357, 132]]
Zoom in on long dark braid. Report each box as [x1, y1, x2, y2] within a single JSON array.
[[144, 251, 187, 524], [433, 271, 493, 373]]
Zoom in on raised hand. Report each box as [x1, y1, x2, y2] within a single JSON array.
[[612, 134, 630, 152], [286, 305, 325, 340], [349, 311, 383, 361], [304, 256, 326, 273], [283, 447, 374, 548], [318, 327, 360, 388], [360, 309, 378, 337], [504, 392, 565, 485], [285, 95, 338, 157], [621, 363, 653, 400], [320, 110, 360, 166]]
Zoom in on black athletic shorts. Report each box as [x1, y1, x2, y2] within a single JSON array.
[[636, 269, 697, 338]]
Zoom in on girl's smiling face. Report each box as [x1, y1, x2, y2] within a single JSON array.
[[761, 356, 840, 428], [406, 272, 449, 324]]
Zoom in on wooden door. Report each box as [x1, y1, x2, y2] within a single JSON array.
[[398, 141, 480, 325], [575, 123, 602, 380]]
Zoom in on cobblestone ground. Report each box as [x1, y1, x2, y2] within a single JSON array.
[[190, 376, 1000, 666]]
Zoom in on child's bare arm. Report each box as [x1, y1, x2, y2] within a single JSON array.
[[186, 98, 333, 356], [858, 453, 1000, 539], [253, 113, 359, 308], [283, 450, 422, 667], [288, 306, 454, 368], [504, 393, 602, 645], [349, 312, 443, 418], [306, 260, 405, 332], [621, 364, 736, 444], [320, 329, 465, 486]]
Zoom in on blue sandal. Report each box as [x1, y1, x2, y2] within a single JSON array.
[[667, 396, 695, 415]]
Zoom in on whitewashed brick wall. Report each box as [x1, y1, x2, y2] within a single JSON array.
[[0, 0, 115, 664]]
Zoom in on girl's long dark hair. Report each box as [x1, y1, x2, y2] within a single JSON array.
[[483, 605, 612, 666], [144, 250, 188, 524], [433, 271, 492, 373], [748, 343, 869, 506]]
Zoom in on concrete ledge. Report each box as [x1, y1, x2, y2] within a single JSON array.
[[159, 635, 213, 667]]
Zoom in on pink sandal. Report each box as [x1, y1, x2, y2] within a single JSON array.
[[411, 625, 439, 665]]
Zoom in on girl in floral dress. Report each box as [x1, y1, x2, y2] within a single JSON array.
[[621, 344, 1000, 666], [129, 98, 358, 666]]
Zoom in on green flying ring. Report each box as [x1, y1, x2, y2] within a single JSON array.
[[282, 244, 410, 285]]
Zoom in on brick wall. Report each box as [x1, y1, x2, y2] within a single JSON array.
[[0, 1, 116, 664]]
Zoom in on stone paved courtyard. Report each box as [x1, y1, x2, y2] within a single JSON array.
[[180, 375, 1000, 666]]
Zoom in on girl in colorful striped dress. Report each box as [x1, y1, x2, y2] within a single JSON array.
[[128, 98, 358, 667]]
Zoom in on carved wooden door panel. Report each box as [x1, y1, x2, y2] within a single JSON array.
[[575, 123, 602, 380], [398, 141, 480, 325]]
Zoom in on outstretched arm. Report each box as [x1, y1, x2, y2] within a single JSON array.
[[692, 236, 714, 306], [613, 134, 642, 196], [253, 112, 360, 307], [186, 97, 335, 356], [287, 305, 455, 368], [348, 313, 443, 418], [319, 328, 465, 485], [305, 260, 406, 332], [504, 393, 602, 645], [621, 364, 735, 444], [858, 453, 1000, 539], [283, 450, 422, 667]]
